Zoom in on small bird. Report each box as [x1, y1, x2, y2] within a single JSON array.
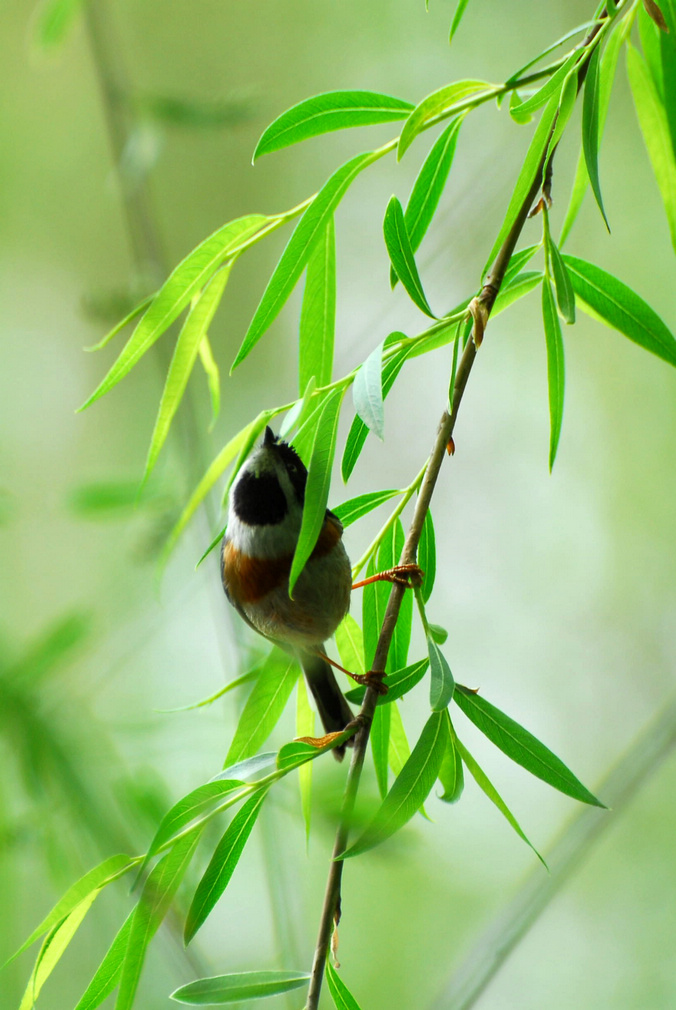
[[221, 426, 355, 755]]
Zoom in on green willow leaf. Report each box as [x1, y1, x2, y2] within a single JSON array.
[[326, 961, 363, 1010], [510, 50, 579, 124], [483, 94, 559, 275], [388, 701, 412, 777], [6, 854, 133, 966], [253, 91, 414, 161], [418, 510, 436, 603], [398, 80, 494, 158], [455, 737, 546, 866], [380, 520, 412, 672], [399, 116, 463, 270], [116, 833, 201, 1010], [340, 711, 446, 858], [299, 217, 336, 392], [171, 971, 310, 1005], [627, 43, 676, 253], [505, 21, 597, 85], [428, 635, 455, 710], [449, 0, 472, 41], [658, 1, 676, 153], [582, 42, 610, 230], [198, 334, 221, 429], [80, 215, 268, 410], [345, 657, 429, 706], [19, 893, 99, 1010], [545, 67, 579, 166], [219, 752, 277, 782], [438, 711, 463, 803], [335, 613, 366, 675], [333, 489, 400, 528], [371, 703, 392, 799], [289, 386, 344, 595], [144, 265, 231, 482], [492, 271, 544, 317], [341, 338, 410, 481], [85, 294, 155, 352], [296, 676, 315, 842], [163, 409, 275, 559], [73, 912, 134, 1010], [279, 375, 317, 441], [232, 153, 376, 370], [185, 788, 269, 944], [224, 653, 300, 767], [541, 276, 565, 470], [384, 196, 436, 317], [549, 237, 576, 323], [562, 255, 676, 367], [454, 685, 604, 806], [502, 244, 541, 288], [353, 339, 386, 439]]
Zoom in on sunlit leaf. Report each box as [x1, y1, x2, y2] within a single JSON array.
[[299, 217, 336, 392], [116, 834, 202, 1010], [144, 265, 231, 481], [502, 244, 541, 288], [345, 658, 429, 707], [73, 912, 134, 1010], [171, 970, 310, 1005], [627, 43, 676, 253], [541, 276, 565, 470], [279, 375, 317, 441], [387, 701, 411, 778], [510, 51, 579, 124], [438, 710, 463, 803], [353, 339, 386, 439], [563, 255, 676, 367], [383, 196, 435, 317], [224, 653, 300, 767], [253, 91, 413, 161], [289, 387, 344, 595], [326, 960, 363, 1010], [398, 80, 495, 158], [449, 0, 472, 41], [454, 737, 545, 865], [232, 153, 376, 370], [185, 788, 269, 943], [492, 271, 544, 316], [198, 334, 221, 429], [335, 614, 366, 676], [80, 216, 268, 410], [19, 893, 99, 1010], [371, 704, 392, 798], [340, 711, 446, 857], [427, 634, 454, 710], [218, 752, 277, 783], [505, 21, 597, 86], [582, 42, 610, 230], [85, 294, 155, 352], [333, 489, 400, 528]]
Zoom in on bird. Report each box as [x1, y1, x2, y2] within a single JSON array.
[[221, 426, 422, 758]]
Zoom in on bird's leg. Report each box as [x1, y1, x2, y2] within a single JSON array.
[[316, 651, 388, 696], [352, 563, 424, 591]]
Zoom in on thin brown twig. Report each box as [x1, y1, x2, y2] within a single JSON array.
[[305, 9, 609, 1007]]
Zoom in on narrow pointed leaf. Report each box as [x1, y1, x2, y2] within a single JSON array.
[[505, 21, 597, 85], [383, 196, 436, 317], [144, 265, 231, 481], [454, 685, 604, 806], [492, 271, 544, 316], [198, 334, 221, 428], [232, 153, 376, 370], [403, 116, 463, 255], [438, 711, 463, 803], [340, 711, 446, 857], [333, 489, 400, 528], [398, 80, 494, 158], [373, 519, 412, 672], [19, 894, 99, 1010], [549, 239, 576, 323], [80, 216, 267, 409], [299, 217, 336, 392], [582, 42, 610, 230], [353, 340, 386, 440], [326, 961, 363, 1010], [335, 614, 366, 676], [562, 255, 676, 367], [345, 658, 429, 707], [279, 375, 317, 440], [428, 635, 455, 710], [545, 67, 579, 166], [371, 704, 392, 798], [418, 509, 436, 602], [483, 94, 559, 275], [627, 43, 676, 253], [510, 51, 579, 123], [387, 701, 412, 777], [502, 244, 541, 288], [253, 91, 414, 161], [116, 834, 201, 1010], [185, 788, 269, 943], [6, 854, 133, 966], [541, 276, 565, 470], [73, 911, 134, 1010], [289, 386, 344, 595], [85, 294, 155, 352], [342, 339, 410, 481], [224, 654, 299, 767], [218, 752, 277, 782], [455, 737, 546, 865], [449, 0, 472, 41], [296, 676, 315, 842], [171, 971, 310, 1005]]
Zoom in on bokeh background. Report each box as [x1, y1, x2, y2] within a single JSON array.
[[2, 0, 676, 1007]]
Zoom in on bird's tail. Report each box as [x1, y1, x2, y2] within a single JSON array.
[[300, 650, 354, 761]]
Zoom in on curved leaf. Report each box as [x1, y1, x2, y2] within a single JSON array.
[[418, 509, 436, 603], [171, 970, 310, 1005], [223, 654, 299, 766], [398, 80, 494, 158], [428, 634, 455, 710], [402, 116, 463, 256], [345, 657, 429, 706], [384, 196, 436, 317], [326, 961, 363, 1010], [353, 339, 386, 438], [582, 42, 610, 230], [299, 217, 336, 392], [333, 488, 400, 528], [254, 90, 413, 161], [73, 912, 134, 1010], [541, 276, 565, 470]]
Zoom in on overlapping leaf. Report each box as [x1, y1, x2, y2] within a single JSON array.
[[541, 276, 565, 470], [299, 217, 336, 392]]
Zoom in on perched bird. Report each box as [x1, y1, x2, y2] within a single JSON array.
[[221, 426, 355, 754]]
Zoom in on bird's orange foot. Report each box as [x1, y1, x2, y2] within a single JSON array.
[[346, 669, 388, 696], [352, 564, 424, 591]]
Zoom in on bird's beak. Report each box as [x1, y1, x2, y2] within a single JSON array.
[[263, 426, 277, 447]]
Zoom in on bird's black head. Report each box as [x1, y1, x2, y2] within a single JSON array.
[[231, 427, 308, 526]]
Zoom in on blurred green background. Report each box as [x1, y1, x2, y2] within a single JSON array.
[[2, 0, 676, 1007]]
